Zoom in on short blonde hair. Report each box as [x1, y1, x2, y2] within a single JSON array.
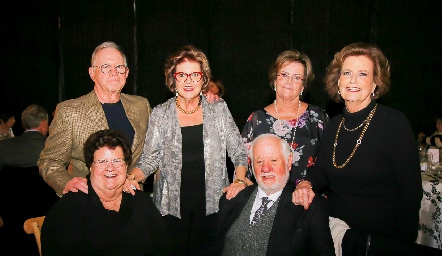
[[268, 50, 315, 90]]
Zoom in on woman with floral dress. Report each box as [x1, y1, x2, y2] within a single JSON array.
[[241, 50, 329, 184]]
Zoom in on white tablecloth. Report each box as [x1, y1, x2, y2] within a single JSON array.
[[416, 172, 442, 249]]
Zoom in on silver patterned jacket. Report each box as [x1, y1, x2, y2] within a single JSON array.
[[134, 96, 247, 218]]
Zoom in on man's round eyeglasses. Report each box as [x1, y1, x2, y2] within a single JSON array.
[[93, 64, 128, 74], [93, 158, 125, 169], [277, 72, 304, 84], [174, 72, 203, 83]]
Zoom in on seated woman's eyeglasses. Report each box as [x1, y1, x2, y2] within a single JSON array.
[[277, 72, 304, 84], [174, 72, 203, 83], [93, 64, 128, 74], [93, 158, 125, 169]]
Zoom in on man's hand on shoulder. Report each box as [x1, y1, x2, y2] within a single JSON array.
[[62, 177, 88, 194]]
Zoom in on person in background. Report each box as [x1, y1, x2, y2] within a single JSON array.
[[211, 134, 335, 256], [417, 116, 442, 149], [241, 49, 329, 186], [127, 45, 247, 256], [209, 76, 225, 97], [37, 41, 152, 197], [0, 108, 15, 139], [0, 104, 48, 169], [41, 129, 174, 255], [293, 42, 423, 255], [0, 104, 58, 256]]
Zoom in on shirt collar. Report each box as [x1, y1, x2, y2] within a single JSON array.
[[257, 186, 282, 202]]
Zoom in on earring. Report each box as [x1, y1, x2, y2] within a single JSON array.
[[176, 91, 178, 97], [200, 91, 203, 96], [338, 90, 341, 95], [371, 92, 375, 98], [300, 91, 303, 96], [274, 86, 276, 91]]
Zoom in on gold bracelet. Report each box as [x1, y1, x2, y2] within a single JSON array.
[[233, 179, 248, 187]]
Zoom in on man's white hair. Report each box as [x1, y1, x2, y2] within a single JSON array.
[[249, 133, 291, 174]]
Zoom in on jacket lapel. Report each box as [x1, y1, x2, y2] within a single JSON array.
[[84, 91, 108, 130]]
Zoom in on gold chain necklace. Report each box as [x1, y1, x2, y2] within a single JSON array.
[[274, 100, 301, 151], [342, 119, 366, 131], [333, 104, 377, 168], [175, 96, 202, 114]]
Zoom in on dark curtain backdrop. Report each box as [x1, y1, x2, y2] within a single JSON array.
[[1, 0, 440, 138]]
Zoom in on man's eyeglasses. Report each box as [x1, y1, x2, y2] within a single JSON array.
[[93, 158, 125, 169], [277, 72, 304, 84], [93, 64, 128, 74], [174, 72, 203, 83]]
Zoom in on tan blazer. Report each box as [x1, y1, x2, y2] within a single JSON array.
[[38, 90, 151, 195]]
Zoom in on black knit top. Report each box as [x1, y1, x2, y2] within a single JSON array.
[[308, 100, 422, 242]]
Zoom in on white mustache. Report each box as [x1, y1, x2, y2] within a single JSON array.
[[260, 172, 277, 178]]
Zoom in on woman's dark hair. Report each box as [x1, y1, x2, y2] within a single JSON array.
[[0, 108, 14, 123], [83, 129, 132, 168]]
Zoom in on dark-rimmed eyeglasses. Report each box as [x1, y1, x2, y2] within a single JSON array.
[[277, 72, 304, 84], [93, 158, 125, 169], [93, 64, 128, 74], [174, 72, 203, 83]]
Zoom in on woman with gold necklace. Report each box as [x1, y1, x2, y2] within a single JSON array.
[[128, 45, 247, 255], [294, 42, 424, 255], [241, 50, 329, 185]]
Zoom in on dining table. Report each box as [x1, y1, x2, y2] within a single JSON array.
[[416, 171, 442, 249]]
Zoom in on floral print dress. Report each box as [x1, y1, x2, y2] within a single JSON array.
[[241, 104, 329, 184]]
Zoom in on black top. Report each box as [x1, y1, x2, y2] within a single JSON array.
[[181, 124, 204, 164], [180, 124, 205, 201], [41, 177, 175, 255], [307, 101, 422, 242]]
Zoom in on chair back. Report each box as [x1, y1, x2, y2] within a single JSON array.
[[23, 216, 45, 256]]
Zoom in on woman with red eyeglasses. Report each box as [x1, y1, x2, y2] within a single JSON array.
[[127, 45, 247, 255]]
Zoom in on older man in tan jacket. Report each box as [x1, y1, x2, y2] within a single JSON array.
[[38, 41, 151, 197]]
